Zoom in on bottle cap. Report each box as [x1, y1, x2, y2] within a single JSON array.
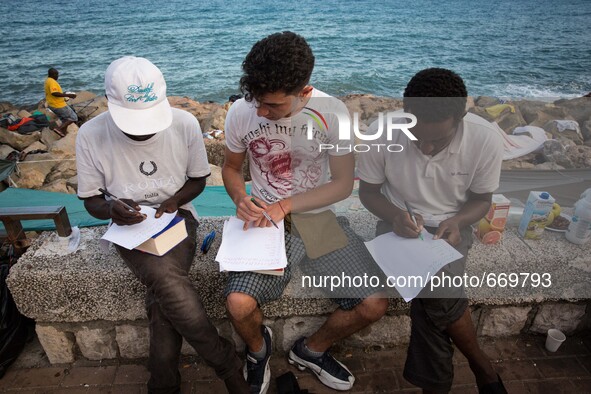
[[540, 192, 550, 199]]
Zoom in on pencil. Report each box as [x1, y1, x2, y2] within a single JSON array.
[[99, 188, 139, 213], [404, 200, 424, 241], [250, 197, 279, 229]]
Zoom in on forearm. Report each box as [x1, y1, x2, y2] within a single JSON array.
[[450, 197, 491, 228], [285, 177, 353, 214], [222, 165, 248, 205], [359, 187, 404, 224], [51, 92, 69, 98], [83, 196, 112, 220], [170, 177, 207, 206]]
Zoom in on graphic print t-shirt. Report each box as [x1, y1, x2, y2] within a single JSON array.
[[225, 89, 351, 205], [76, 108, 210, 218]]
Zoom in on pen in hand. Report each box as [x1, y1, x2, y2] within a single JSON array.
[[404, 200, 424, 241], [99, 188, 140, 214], [250, 197, 279, 229]]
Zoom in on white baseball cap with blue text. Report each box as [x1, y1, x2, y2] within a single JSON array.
[[105, 56, 172, 135]]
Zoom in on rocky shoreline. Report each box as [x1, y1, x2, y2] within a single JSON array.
[[0, 93, 589, 193]]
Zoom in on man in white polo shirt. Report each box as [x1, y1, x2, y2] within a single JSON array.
[[358, 68, 507, 394]]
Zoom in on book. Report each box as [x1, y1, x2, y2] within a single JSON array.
[[134, 216, 187, 256], [251, 268, 285, 276], [215, 216, 287, 273]]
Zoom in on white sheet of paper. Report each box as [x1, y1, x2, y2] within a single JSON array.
[[101, 206, 177, 250], [215, 216, 287, 272], [364, 230, 463, 302]]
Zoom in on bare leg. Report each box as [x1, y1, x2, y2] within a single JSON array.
[[226, 292, 265, 352], [57, 119, 74, 134], [447, 308, 498, 387], [306, 296, 388, 352]]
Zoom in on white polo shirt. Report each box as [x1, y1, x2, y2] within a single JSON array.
[[357, 112, 504, 227]]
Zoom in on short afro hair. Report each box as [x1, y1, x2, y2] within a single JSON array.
[[240, 31, 315, 102], [403, 68, 467, 123]]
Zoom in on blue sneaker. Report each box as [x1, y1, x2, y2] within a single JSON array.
[[288, 337, 355, 391], [243, 326, 272, 394]]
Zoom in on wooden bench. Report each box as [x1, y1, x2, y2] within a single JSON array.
[[0, 206, 72, 243]]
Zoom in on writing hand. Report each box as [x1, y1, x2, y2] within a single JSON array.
[[392, 210, 424, 238], [109, 199, 145, 226], [236, 196, 266, 230]]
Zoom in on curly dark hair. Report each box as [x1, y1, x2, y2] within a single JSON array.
[[240, 31, 315, 102], [403, 68, 467, 122]]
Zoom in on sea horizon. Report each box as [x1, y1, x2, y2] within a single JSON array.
[[1, 0, 590, 106]]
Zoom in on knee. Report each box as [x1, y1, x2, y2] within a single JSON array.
[[357, 297, 389, 323], [226, 292, 258, 322]]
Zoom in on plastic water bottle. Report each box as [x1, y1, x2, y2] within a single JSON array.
[[566, 192, 591, 245]]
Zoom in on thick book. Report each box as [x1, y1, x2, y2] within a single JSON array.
[[251, 268, 285, 276], [134, 216, 187, 256]]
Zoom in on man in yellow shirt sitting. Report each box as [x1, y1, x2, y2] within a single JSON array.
[[45, 68, 77, 137]]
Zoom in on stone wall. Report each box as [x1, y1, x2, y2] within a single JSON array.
[[7, 212, 591, 364]]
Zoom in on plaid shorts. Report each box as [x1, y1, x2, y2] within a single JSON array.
[[225, 216, 387, 311]]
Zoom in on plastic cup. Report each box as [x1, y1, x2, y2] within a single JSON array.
[[545, 329, 566, 352]]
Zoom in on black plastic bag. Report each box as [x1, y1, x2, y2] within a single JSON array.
[[0, 261, 27, 379]]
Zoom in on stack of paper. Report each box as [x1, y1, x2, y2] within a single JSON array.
[[216, 216, 287, 274], [101, 206, 179, 251], [364, 231, 463, 302]]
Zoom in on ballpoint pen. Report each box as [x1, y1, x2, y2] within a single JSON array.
[[404, 200, 424, 240], [99, 188, 139, 213], [250, 197, 279, 229]]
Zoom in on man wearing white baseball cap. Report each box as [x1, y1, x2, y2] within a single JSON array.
[[76, 56, 248, 394]]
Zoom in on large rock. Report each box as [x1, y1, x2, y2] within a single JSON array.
[[40, 127, 62, 147], [46, 160, 77, 183], [565, 144, 591, 168], [0, 128, 41, 150], [475, 96, 501, 108], [0, 101, 18, 113], [35, 325, 75, 364], [23, 141, 48, 154], [480, 306, 532, 337], [12, 153, 56, 188], [40, 179, 70, 193], [340, 94, 402, 124], [530, 303, 586, 334], [66, 175, 78, 191], [206, 164, 223, 186], [554, 97, 591, 139], [542, 140, 574, 168], [543, 120, 583, 145], [75, 326, 118, 360], [514, 100, 551, 124], [115, 324, 149, 359], [49, 126, 77, 158], [168, 96, 224, 126], [0, 143, 16, 159], [470, 104, 527, 133], [201, 106, 227, 132]]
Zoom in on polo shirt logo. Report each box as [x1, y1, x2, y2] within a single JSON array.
[[451, 171, 469, 176]]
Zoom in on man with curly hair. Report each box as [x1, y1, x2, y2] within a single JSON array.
[[222, 31, 388, 393], [358, 68, 507, 394]]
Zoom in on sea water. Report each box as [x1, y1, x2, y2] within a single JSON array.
[[1, 0, 590, 106]]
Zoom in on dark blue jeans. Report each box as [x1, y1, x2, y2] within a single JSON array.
[[116, 209, 240, 394]]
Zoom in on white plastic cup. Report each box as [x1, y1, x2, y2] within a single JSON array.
[[545, 329, 566, 352]]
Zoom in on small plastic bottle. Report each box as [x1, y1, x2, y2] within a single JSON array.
[[566, 192, 591, 245]]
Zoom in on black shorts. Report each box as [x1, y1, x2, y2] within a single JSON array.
[[376, 221, 473, 392]]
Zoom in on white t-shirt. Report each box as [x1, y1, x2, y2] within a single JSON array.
[[225, 88, 350, 207], [357, 112, 504, 227], [76, 108, 210, 219]]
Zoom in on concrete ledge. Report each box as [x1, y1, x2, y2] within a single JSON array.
[[7, 212, 591, 363]]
